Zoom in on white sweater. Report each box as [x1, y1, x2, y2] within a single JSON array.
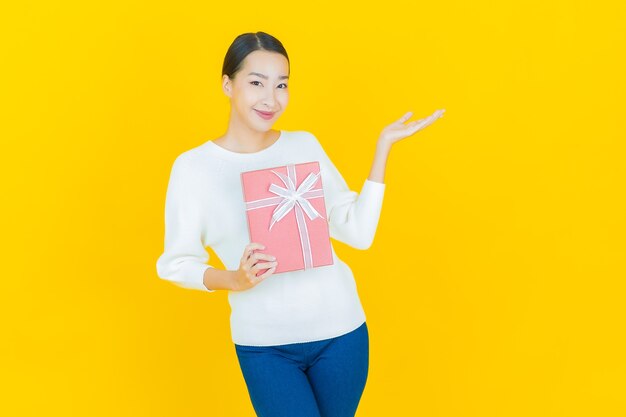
[[156, 129, 386, 346]]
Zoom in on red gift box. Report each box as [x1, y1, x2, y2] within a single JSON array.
[[240, 161, 334, 275]]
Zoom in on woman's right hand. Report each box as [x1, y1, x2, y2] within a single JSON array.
[[231, 243, 278, 291]]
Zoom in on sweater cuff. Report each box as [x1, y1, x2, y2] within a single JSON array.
[[360, 179, 386, 216], [362, 178, 386, 196], [184, 263, 216, 292]]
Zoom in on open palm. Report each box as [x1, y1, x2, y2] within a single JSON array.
[[380, 109, 446, 145]]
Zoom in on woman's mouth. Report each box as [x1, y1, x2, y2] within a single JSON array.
[[255, 109, 275, 120]]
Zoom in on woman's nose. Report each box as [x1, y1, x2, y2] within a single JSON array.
[[262, 97, 276, 108], [262, 92, 277, 108]]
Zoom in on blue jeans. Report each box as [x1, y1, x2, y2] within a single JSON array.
[[234, 321, 369, 417]]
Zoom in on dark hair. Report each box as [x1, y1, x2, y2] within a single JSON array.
[[222, 31, 290, 80]]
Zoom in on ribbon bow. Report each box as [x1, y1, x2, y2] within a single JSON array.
[[268, 168, 325, 231]]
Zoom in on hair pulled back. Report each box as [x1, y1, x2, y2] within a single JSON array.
[[222, 31, 290, 80]]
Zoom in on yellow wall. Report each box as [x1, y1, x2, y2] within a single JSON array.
[[2, 1, 624, 416]]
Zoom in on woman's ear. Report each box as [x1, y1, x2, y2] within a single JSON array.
[[222, 75, 232, 97]]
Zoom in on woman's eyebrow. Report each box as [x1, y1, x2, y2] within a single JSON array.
[[248, 72, 289, 80]]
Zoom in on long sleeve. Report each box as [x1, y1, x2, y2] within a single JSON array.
[[156, 154, 216, 292], [312, 133, 386, 250]]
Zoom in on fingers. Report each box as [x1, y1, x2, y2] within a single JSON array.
[[396, 109, 444, 125], [251, 260, 279, 278], [249, 254, 277, 273], [241, 242, 278, 281], [409, 117, 427, 127], [245, 249, 276, 265], [425, 109, 445, 125], [409, 109, 446, 131], [242, 242, 265, 263], [394, 111, 413, 124], [255, 264, 277, 280], [254, 261, 278, 269]]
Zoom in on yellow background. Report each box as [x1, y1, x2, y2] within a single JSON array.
[[2, 1, 625, 416]]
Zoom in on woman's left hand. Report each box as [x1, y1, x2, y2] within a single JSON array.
[[378, 109, 446, 147]]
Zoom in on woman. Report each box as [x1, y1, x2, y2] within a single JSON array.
[[156, 31, 444, 417]]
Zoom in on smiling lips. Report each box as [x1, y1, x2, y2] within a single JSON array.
[[255, 109, 275, 120]]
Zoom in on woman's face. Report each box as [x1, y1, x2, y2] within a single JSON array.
[[223, 50, 290, 132]]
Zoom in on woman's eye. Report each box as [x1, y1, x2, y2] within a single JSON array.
[[250, 81, 287, 89]]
